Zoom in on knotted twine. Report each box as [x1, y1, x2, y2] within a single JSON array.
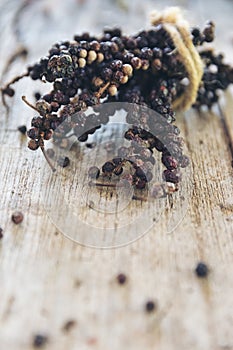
[[150, 7, 203, 111]]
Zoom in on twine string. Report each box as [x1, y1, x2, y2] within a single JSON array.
[[150, 7, 203, 111]]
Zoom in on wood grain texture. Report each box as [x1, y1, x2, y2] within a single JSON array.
[[0, 1, 233, 350]]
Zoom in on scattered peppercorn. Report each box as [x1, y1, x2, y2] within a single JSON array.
[[18, 125, 27, 135], [116, 273, 127, 285], [145, 300, 156, 313], [195, 262, 209, 278], [33, 334, 48, 348], [11, 211, 24, 224]]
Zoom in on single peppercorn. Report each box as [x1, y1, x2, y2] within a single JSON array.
[[31, 116, 43, 128], [116, 273, 127, 285], [195, 262, 209, 278], [145, 300, 156, 313], [163, 169, 181, 184], [203, 21, 215, 43], [131, 57, 142, 70], [162, 154, 178, 170], [102, 161, 115, 174], [11, 211, 24, 224], [28, 139, 39, 151], [110, 59, 123, 71], [18, 125, 27, 135], [44, 129, 53, 140], [141, 47, 153, 59], [33, 334, 48, 348], [27, 127, 40, 140], [112, 157, 122, 165]]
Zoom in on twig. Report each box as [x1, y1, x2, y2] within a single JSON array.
[[40, 146, 56, 172], [22, 95, 39, 112]]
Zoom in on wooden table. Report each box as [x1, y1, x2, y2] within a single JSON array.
[[0, 0, 233, 349]]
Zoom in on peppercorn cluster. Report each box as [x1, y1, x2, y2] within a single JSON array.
[[2, 21, 233, 197]]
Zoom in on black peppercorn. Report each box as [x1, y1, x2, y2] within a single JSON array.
[[116, 273, 127, 285], [110, 59, 123, 71], [113, 70, 124, 83], [112, 157, 122, 165], [163, 169, 181, 183], [162, 154, 178, 170], [195, 262, 209, 278], [145, 300, 156, 313], [18, 125, 27, 135], [141, 47, 153, 59], [31, 116, 43, 128], [131, 57, 142, 70], [102, 161, 115, 174], [27, 127, 40, 140], [28, 139, 39, 151], [11, 211, 24, 224], [203, 21, 215, 43], [153, 47, 163, 58], [33, 334, 48, 348], [34, 92, 41, 101]]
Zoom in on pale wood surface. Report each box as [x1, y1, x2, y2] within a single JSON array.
[[0, 0, 233, 349]]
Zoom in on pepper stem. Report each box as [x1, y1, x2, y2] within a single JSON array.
[[95, 82, 110, 99], [40, 145, 56, 172], [22, 95, 40, 112]]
